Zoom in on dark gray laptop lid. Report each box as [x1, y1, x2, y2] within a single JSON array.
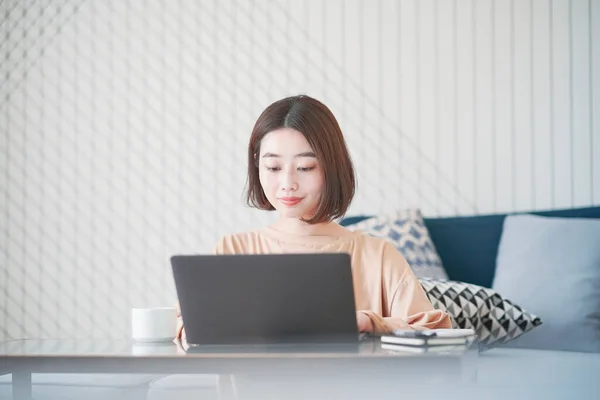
[[171, 253, 359, 346]]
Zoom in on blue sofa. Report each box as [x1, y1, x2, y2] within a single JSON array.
[[340, 205, 600, 289]]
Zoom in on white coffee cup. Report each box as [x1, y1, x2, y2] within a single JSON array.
[[131, 307, 177, 342]]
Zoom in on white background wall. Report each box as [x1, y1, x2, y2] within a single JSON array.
[[1, 0, 599, 340]]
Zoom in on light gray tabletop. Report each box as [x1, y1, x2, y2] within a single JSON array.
[[1, 337, 476, 372], [1, 338, 478, 400]]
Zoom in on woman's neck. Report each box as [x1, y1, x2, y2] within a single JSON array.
[[269, 218, 351, 237]]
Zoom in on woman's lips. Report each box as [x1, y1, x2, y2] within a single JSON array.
[[279, 197, 302, 206]]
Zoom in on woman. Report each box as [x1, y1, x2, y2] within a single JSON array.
[[177, 95, 451, 340]]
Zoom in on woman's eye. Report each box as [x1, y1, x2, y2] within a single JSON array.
[[266, 166, 280, 172], [298, 166, 316, 172]]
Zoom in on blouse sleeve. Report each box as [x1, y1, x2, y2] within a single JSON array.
[[359, 242, 452, 333]]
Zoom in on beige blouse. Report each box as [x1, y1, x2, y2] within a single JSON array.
[[176, 227, 451, 338]]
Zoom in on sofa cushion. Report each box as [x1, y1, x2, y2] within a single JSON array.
[[419, 278, 542, 351], [345, 209, 448, 279], [341, 206, 600, 287], [492, 214, 600, 353]]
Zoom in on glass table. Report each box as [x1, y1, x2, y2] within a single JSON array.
[[1, 337, 478, 400]]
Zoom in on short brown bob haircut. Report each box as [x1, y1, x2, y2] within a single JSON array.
[[246, 95, 356, 224]]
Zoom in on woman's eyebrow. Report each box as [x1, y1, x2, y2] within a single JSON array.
[[261, 152, 280, 158], [295, 151, 316, 158], [261, 151, 316, 158]]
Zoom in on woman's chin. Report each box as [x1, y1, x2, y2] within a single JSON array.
[[278, 211, 305, 219], [276, 208, 314, 220]]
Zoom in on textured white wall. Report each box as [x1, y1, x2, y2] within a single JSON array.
[[1, 0, 599, 340]]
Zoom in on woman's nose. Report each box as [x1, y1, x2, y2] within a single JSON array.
[[280, 170, 298, 191]]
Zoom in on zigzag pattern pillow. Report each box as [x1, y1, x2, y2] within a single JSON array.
[[347, 209, 448, 279], [420, 278, 543, 351]]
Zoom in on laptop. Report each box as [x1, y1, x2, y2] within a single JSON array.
[[170, 253, 361, 349]]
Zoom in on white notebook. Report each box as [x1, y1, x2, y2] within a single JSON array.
[[381, 329, 476, 346], [381, 343, 468, 353], [430, 329, 476, 337]]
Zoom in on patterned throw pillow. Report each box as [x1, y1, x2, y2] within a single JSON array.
[[420, 278, 543, 351], [347, 209, 448, 279]]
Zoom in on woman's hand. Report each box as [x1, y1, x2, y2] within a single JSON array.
[[356, 312, 373, 333], [175, 302, 186, 340]]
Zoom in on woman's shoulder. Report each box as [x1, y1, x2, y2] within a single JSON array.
[[219, 229, 262, 242], [349, 229, 395, 251], [349, 230, 409, 267], [213, 230, 265, 254]]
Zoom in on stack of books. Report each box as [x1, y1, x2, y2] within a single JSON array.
[[380, 329, 477, 353]]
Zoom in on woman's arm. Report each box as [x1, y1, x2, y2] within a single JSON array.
[[359, 242, 452, 334]]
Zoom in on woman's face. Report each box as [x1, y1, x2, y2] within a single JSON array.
[[258, 128, 324, 220]]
